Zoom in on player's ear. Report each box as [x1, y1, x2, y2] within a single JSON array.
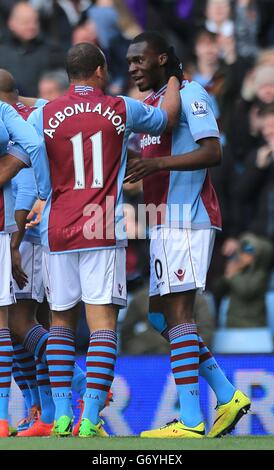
[[95, 65, 105, 80], [159, 53, 168, 67]]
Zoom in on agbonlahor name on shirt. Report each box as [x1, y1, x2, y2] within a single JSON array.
[[44, 102, 126, 139]]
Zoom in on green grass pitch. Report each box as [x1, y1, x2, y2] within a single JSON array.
[[0, 436, 273, 450]]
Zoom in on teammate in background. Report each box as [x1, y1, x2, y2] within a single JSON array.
[[0, 69, 90, 437], [126, 32, 251, 438], [0, 100, 45, 437], [26, 42, 180, 437]]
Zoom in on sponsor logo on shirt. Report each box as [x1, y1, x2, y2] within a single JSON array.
[[140, 134, 161, 149], [191, 101, 208, 117]]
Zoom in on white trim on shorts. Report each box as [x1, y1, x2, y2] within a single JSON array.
[[0, 233, 15, 306], [13, 241, 44, 303], [149, 227, 216, 297], [43, 247, 127, 311]]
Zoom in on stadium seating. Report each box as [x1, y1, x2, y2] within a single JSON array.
[[212, 327, 273, 353]]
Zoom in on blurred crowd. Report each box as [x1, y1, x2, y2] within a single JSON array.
[[1, 0, 274, 352]]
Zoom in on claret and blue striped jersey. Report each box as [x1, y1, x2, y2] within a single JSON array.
[[27, 84, 168, 253], [141, 80, 222, 230]]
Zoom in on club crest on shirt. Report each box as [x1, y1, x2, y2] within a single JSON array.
[[191, 100, 208, 117], [118, 283, 123, 296], [174, 269, 186, 282]]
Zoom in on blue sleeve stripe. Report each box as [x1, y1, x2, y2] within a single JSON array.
[[7, 144, 30, 166], [192, 129, 220, 142]]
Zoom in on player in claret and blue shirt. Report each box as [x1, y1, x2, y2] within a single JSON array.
[[0, 69, 96, 437], [126, 31, 251, 438], [26, 42, 180, 437], [0, 100, 45, 437]]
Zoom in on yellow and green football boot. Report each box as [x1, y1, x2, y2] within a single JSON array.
[[140, 419, 205, 438], [208, 390, 251, 438], [78, 418, 108, 438]]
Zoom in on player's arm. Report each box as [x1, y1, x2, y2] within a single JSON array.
[[19, 96, 48, 108], [160, 76, 181, 129], [2, 103, 44, 166], [10, 209, 29, 289], [18, 96, 37, 107], [125, 85, 221, 183], [0, 153, 26, 186], [11, 169, 37, 287], [124, 76, 180, 137], [27, 107, 51, 201], [125, 137, 221, 183]]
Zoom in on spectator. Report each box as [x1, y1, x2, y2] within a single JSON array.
[[234, 0, 258, 59], [86, 0, 133, 94], [38, 69, 69, 101], [0, 2, 65, 95], [205, 0, 234, 37], [30, 0, 91, 51], [189, 29, 220, 88], [214, 233, 273, 328], [235, 104, 274, 242], [187, 29, 221, 120], [71, 19, 97, 45]]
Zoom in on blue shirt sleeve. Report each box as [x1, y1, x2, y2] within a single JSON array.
[[181, 83, 220, 142], [12, 168, 37, 211], [122, 96, 167, 135], [6, 142, 30, 166], [27, 107, 51, 200], [0, 118, 9, 156], [35, 98, 48, 108], [0, 102, 45, 166]]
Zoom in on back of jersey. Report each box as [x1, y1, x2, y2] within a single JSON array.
[[43, 85, 128, 252]]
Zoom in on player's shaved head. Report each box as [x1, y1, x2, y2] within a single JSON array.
[[0, 69, 17, 93], [66, 43, 106, 80]]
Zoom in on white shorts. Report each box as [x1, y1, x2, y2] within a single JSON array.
[[0, 233, 15, 307], [149, 228, 216, 297], [43, 248, 127, 311], [13, 241, 44, 303]]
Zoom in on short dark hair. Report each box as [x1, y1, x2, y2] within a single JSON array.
[[131, 31, 183, 82], [0, 68, 17, 93], [66, 43, 105, 80], [195, 28, 218, 44], [131, 31, 170, 55]]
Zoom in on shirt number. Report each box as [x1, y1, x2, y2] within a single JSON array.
[[70, 131, 104, 189]]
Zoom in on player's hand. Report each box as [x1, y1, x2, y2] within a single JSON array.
[[256, 145, 272, 168], [221, 238, 239, 257], [166, 48, 183, 84], [11, 247, 28, 289], [124, 158, 162, 183], [25, 199, 46, 229], [224, 259, 242, 279]]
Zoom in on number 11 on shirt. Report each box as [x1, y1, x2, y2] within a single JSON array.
[[70, 130, 104, 189]]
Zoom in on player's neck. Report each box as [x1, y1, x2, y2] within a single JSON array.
[[70, 79, 102, 90], [0, 92, 17, 105], [153, 78, 168, 94]]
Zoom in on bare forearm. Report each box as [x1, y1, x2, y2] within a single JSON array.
[[18, 96, 37, 107], [0, 155, 25, 186], [161, 76, 181, 129], [158, 143, 221, 172], [11, 210, 29, 249]]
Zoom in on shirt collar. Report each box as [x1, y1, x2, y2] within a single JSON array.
[[69, 84, 105, 98]]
